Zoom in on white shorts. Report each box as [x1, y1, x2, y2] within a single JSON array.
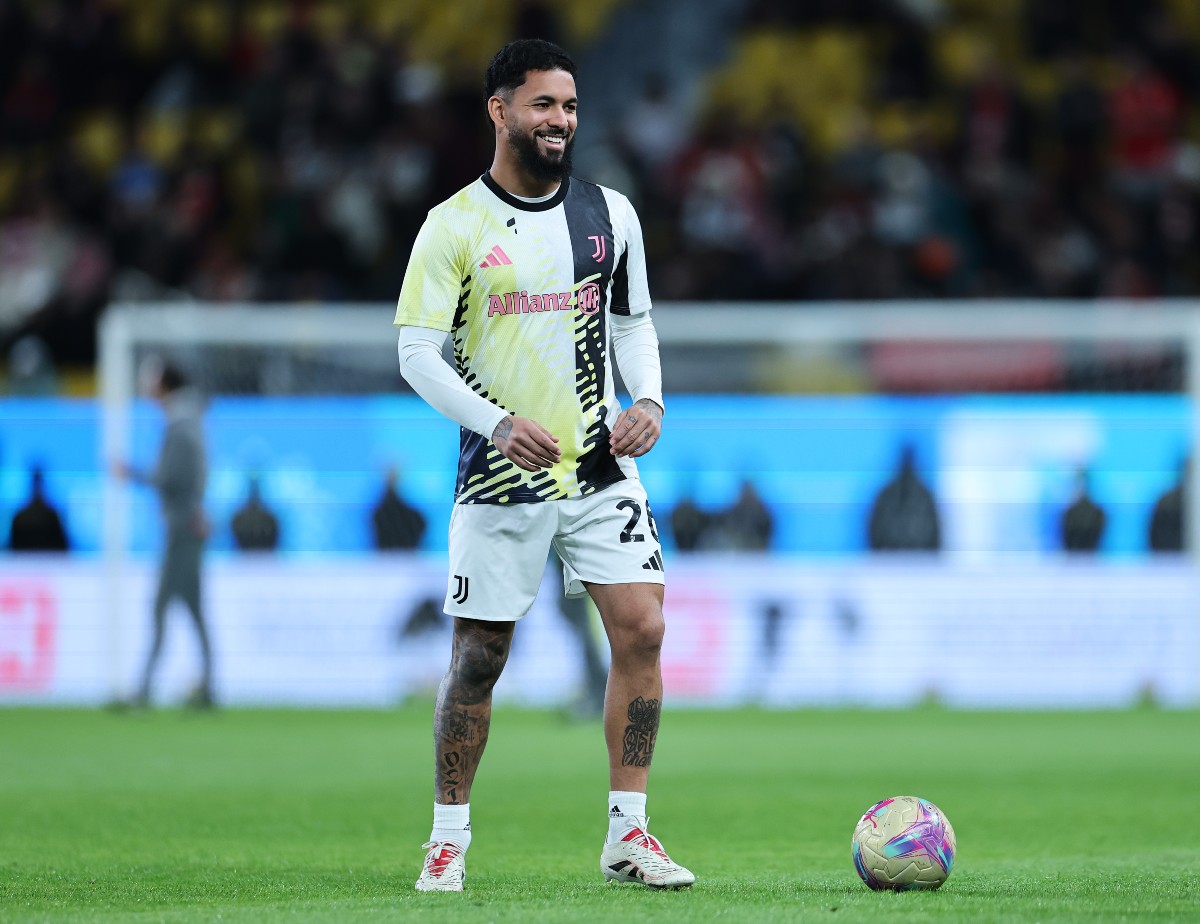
[[444, 480, 665, 621]]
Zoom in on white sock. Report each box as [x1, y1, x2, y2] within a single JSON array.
[[607, 790, 647, 843], [430, 802, 472, 851]]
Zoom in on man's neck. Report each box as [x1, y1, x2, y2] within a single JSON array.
[[487, 161, 560, 199]]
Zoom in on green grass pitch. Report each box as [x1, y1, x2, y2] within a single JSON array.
[[1, 704, 1197, 922]]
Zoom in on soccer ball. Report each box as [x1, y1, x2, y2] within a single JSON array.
[[851, 796, 956, 891]]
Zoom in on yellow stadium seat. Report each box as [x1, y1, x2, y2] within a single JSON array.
[[0, 153, 20, 214], [183, 1, 232, 58], [364, 0, 422, 41], [1016, 62, 1061, 108], [244, 0, 289, 46], [940, 0, 1019, 23], [122, 3, 171, 58], [191, 109, 242, 157], [873, 102, 921, 150], [934, 27, 992, 86], [72, 111, 124, 179], [310, 1, 351, 42], [545, 0, 632, 45], [225, 147, 262, 206], [1165, 0, 1200, 41], [704, 29, 869, 156], [140, 114, 187, 168]]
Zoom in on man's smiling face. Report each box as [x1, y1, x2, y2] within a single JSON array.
[[500, 68, 578, 184]]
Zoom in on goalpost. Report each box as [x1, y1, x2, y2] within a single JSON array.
[[97, 299, 1200, 703]]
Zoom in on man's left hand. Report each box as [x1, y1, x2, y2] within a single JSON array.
[[609, 398, 663, 458]]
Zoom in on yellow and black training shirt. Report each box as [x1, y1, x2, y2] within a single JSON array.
[[394, 173, 653, 504]]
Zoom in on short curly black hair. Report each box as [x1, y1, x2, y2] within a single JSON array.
[[484, 39, 577, 102]]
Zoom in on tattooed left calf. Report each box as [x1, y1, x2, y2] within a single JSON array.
[[620, 696, 660, 768]]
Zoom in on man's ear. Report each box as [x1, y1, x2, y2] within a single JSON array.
[[487, 95, 507, 133]]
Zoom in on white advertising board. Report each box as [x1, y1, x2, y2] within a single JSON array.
[[1, 556, 1195, 708]]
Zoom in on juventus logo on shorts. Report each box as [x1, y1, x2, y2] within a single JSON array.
[[452, 575, 469, 604]]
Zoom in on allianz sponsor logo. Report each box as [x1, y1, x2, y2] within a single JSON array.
[[487, 277, 602, 318]]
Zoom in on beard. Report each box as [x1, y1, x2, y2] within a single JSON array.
[[508, 127, 575, 183]]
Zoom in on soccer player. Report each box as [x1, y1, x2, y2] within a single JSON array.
[[394, 39, 694, 892]]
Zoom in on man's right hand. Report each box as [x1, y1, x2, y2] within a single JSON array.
[[492, 416, 561, 471]]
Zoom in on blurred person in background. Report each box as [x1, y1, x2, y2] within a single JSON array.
[[669, 104, 772, 299], [0, 193, 82, 344], [395, 39, 693, 893], [112, 357, 214, 709], [8, 464, 69, 552], [1060, 467, 1107, 553], [867, 442, 941, 552], [615, 72, 689, 194], [717, 478, 774, 551], [5, 334, 58, 396], [1148, 456, 1188, 553], [230, 473, 280, 552], [669, 490, 713, 552], [1049, 51, 1108, 225], [7, 0, 1200, 372], [371, 467, 426, 551], [1108, 47, 1181, 206], [550, 550, 608, 721]]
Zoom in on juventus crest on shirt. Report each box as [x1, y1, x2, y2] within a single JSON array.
[[394, 173, 653, 504]]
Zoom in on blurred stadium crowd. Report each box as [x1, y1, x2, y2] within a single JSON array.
[[2, 0, 1200, 374]]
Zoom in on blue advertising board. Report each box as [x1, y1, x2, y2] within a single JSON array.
[[0, 395, 1190, 557]]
